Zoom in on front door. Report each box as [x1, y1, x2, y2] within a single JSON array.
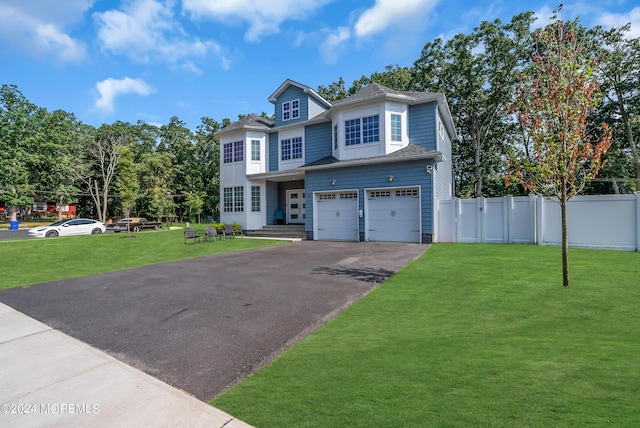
[[286, 190, 305, 224]]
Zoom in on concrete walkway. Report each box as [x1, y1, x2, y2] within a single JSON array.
[[0, 302, 252, 427]]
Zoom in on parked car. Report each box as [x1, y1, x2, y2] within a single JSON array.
[[111, 218, 162, 233], [28, 219, 106, 238]]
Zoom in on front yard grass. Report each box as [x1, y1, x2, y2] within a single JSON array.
[[212, 243, 640, 427], [0, 230, 285, 290]]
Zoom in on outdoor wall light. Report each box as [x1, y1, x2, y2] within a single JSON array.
[[331, 179, 336, 186], [425, 165, 433, 174], [388, 175, 394, 182]]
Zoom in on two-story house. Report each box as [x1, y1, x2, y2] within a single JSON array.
[[216, 79, 455, 243]]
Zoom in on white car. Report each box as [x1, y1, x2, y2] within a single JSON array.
[[28, 219, 106, 238]]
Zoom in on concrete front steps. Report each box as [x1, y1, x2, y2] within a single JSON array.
[[247, 225, 306, 240]]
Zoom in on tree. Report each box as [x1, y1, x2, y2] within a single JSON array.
[[115, 144, 139, 236], [592, 24, 640, 192], [508, 7, 612, 287], [413, 13, 535, 197], [74, 126, 123, 222]]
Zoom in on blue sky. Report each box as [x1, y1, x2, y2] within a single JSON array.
[[1, 0, 639, 130]]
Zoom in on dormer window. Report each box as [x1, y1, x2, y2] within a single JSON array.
[[282, 99, 300, 121], [391, 114, 402, 142], [345, 115, 379, 146]]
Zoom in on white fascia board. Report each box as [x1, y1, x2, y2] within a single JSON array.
[[301, 151, 445, 172]]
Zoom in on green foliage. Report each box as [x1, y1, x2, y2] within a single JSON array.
[[115, 144, 139, 220], [213, 244, 640, 427]]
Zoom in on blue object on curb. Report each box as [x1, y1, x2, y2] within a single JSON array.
[[9, 220, 19, 230]]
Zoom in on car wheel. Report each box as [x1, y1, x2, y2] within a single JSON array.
[[153, 225, 159, 230], [133, 226, 140, 232], [46, 230, 58, 238], [91, 228, 103, 235]]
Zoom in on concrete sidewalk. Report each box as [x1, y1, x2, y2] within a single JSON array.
[[0, 303, 252, 427]]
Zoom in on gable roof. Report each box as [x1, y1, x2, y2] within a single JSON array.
[[268, 79, 332, 108], [214, 113, 273, 137]]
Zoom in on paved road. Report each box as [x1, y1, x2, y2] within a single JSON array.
[[0, 229, 29, 240], [0, 241, 427, 401]]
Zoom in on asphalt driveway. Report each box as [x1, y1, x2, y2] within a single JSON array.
[[0, 241, 427, 401]]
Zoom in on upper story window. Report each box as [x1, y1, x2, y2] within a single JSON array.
[[223, 141, 244, 164], [438, 117, 445, 138], [333, 124, 338, 150], [345, 115, 379, 146], [281, 137, 303, 161], [391, 114, 402, 142], [282, 99, 300, 122], [251, 139, 260, 161]]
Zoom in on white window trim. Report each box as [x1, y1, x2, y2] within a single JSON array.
[[282, 99, 300, 122]]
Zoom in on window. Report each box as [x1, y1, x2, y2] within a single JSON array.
[[251, 186, 261, 212], [233, 141, 244, 162], [234, 186, 244, 212], [345, 119, 361, 146], [391, 114, 402, 142], [282, 99, 300, 121], [223, 186, 244, 212], [281, 137, 303, 161], [223, 143, 233, 164], [223, 187, 233, 212], [224, 141, 244, 164], [362, 115, 379, 143], [333, 124, 338, 150], [251, 139, 260, 161], [345, 115, 379, 145]]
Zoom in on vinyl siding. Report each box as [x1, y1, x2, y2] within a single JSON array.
[[434, 108, 453, 200], [408, 102, 437, 150], [274, 86, 308, 127], [305, 160, 433, 235], [308, 97, 328, 119], [304, 122, 332, 165], [266, 181, 278, 225], [268, 132, 278, 172]]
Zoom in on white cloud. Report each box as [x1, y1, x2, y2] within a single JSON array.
[[320, 27, 351, 64], [95, 77, 155, 113], [354, 0, 439, 38], [94, 0, 229, 70], [182, 0, 334, 42], [532, 6, 556, 30], [0, 0, 91, 63], [597, 7, 640, 38]]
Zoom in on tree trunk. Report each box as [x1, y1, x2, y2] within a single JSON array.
[[617, 91, 640, 190], [93, 180, 103, 222], [560, 183, 570, 288], [475, 141, 482, 197]]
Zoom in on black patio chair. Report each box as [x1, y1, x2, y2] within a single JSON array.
[[184, 227, 202, 244]]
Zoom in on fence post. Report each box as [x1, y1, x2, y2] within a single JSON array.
[[529, 194, 537, 244], [636, 192, 640, 252], [536, 195, 544, 246], [454, 198, 460, 243], [505, 195, 512, 244], [478, 197, 485, 243]]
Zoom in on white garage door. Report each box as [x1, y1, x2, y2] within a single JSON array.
[[367, 188, 421, 243], [316, 191, 359, 241]]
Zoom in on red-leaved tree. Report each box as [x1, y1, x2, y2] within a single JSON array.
[[508, 6, 612, 288]]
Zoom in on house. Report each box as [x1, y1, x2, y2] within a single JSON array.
[[216, 79, 455, 243]]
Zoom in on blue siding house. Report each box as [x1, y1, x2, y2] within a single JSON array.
[[216, 79, 455, 243]]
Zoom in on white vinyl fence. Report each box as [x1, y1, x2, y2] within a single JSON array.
[[436, 193, 640, 251]]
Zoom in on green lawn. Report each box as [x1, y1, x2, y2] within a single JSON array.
[[0, 230, 285, 290], [212, 243, 640, 427]]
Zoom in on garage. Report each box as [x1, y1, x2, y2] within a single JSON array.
[[315, 191, 359, 241], [366, 187, 421, 243]]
